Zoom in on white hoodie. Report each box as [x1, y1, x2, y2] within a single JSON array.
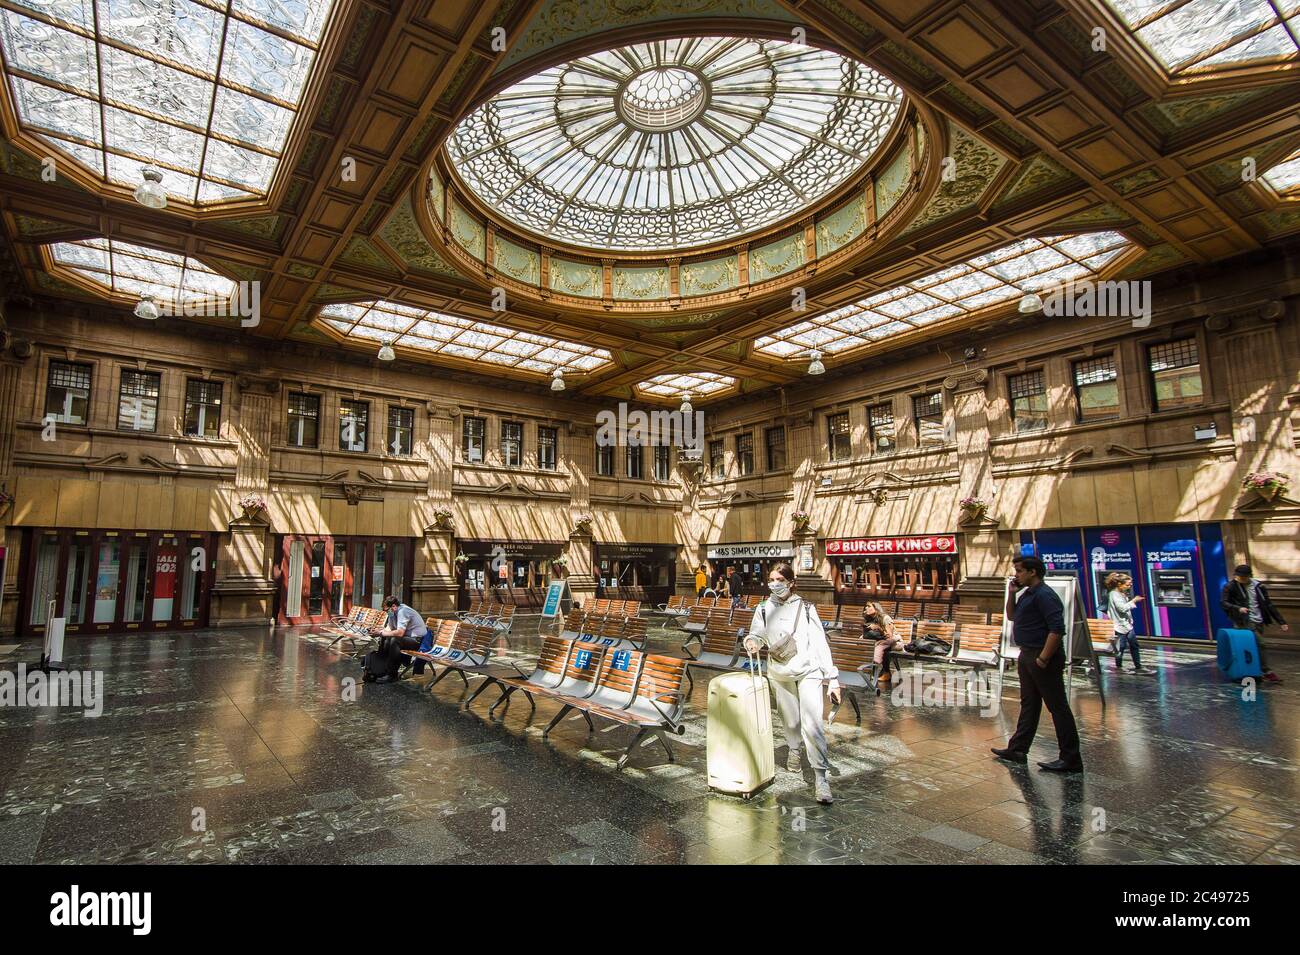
[[749, 595, 839, 685]]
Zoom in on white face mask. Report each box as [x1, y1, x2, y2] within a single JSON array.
[[768, 579, 790, 599]]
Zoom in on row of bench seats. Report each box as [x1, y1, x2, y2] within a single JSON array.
[[660, 594, 763, 615], [322, 606, 387, 655], [560, 607, 649, 650], [458, 599, 516, 632], [482, 638, 689, 769], [582, 598, 641, 617], [839, 585, 956, 603]]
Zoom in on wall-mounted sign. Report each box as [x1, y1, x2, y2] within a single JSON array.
[[799, 543, 814, 572], [459, 539, 563, 559], [595, 543, 678, 562], [825, 535, 958, 556], [706, 542, 794, 560]]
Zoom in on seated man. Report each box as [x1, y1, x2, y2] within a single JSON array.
[[370, 595, 430, 684]]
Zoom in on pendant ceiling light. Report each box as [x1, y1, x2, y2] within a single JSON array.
[[377, 340, 395, 362], [134, 166, 167, 209], [679, 393, 692, 414], [1018, 291, 1043, 314], [807, 350, 825, 376], [550, 368, 566, 392], [133, 293, 159, 320]]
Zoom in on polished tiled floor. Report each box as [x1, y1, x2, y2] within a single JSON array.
[[1, 617, 1296, 864]]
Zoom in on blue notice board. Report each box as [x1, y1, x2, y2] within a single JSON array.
[[542, 579, 569, 618]]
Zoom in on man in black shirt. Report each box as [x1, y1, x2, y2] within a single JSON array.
[[992, 556, 1083, 772]]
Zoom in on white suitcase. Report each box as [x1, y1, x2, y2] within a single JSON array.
[[707, 652, 775, 798]]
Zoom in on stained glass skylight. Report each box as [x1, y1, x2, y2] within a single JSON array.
[[318, 301, 614, 375], [1102, 1, 1300, 75], [754, 232, 1135, 359], [446, 36, 904, 252], [48, 237, 236, 303], [637, 372, 736, 398], [0, 0, 339, 205], [1263, 148, 1300, 192]]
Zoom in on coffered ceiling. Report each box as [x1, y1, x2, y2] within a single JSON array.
[[2, 0, 1298, 405]]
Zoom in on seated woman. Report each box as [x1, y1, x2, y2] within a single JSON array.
[[864, 601, 900, 687]]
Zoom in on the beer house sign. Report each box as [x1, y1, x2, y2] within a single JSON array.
[[825, 535, 959, 556]]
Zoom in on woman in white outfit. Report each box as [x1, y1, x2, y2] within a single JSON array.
[[742, 563, 840, 805]]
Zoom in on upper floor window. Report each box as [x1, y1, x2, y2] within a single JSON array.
[[709, 439, 725, 479], [1009, 371, 1048, 433], [45, 361, 92, 426], [626, 441, 644, 480], [654, 444, 672, 481], [387, 406, 414, 455], [184, 379, 222, 438], [501, 420, 523, 467], [867, 402, 895, 453], [462, 416, 485, 462], [827, 411, 851, 461], [117, 370, 160, 432], [765, 426, 786, 471], [914, 393, 944, 446], [1074, 356, 1119, 422], [538, 426, 557, 470], [596, 442, 614, 476], [287, 392, 320, 448], [1149, 339, 1202, 411], [736, 432, 754, 476], [339, 399, 368, 452]]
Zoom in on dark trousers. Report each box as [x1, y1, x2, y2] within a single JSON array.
[[1248, 625, 1271, 671], [1114, 631, 1142, 668], [1007, 645, 1082, 767], [383, 633, 426, 674]]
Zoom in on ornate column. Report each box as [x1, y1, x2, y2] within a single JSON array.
[[566, 422, 598, 605], [209, 375, 277, 626], [945, 368, 1002, 610], [413, 402, 459, 614], [788, 411, 834, 601]]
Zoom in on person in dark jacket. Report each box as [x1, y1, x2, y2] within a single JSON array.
[[1221, 565, 1287, 684], [992, 555, 1083, 773]]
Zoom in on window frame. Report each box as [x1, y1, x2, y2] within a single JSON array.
[[338, 398, 369, 453], [462, 415, 486, 462], [183, 378, 223, 438], [538, 425, 558, 471], [500, 420, 524, 468], [735, 431, 754, 476], [386, 405, 414, 456], [708, 439, 725, 479], [1072, 355, 1120, 423], [827, 411, 851, 461], [1007, 370, 1049, 433], [913, 392, 944, 447], [867, 401, 896, 454], [764, 425, 786, 472], [1148, 338, 1203, 412], [44, 360, 93, 426], [653, 443, 671, 481], [596, 442, 614, 477], [116, 368, 161, 433], [286, 392, 320, 449], [625, 440, 644, 480]]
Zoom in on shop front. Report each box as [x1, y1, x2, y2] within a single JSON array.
[[457, 539, 564, 610], [1019, 523, 1231, 640], [595, 543, 677, 606], [276, 534, 415, 625], [16, 527, 217, 637], [825, 534, 959, 605], [705, 541, 794, 596]]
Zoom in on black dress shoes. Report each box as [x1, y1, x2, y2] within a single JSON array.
[[1037, 759, 1084, 773], [991, 747, 1028, 763]]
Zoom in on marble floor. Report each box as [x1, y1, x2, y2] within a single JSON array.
[[0, 617, 1296, 865]]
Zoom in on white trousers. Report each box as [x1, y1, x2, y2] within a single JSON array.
[[771, 674, 829, 772]]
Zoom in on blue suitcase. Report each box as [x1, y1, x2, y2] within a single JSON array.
[[1215, 628, 1262, 680]]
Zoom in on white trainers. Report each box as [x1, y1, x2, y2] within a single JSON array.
[[786, 748, 803, 773], [814, 773, 833, 805]]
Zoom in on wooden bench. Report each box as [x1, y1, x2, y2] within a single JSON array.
[[951, 607, 989, 626], [1088, 618, 1116, 659], [659, 594, 690, 615], [826, 634, 873, 721], [920, 601, 952, 621], [895, 600, 923, 620], [953, 622, 1002, 671], [408, 620, 501, 706], [324, 606, 387, 655]]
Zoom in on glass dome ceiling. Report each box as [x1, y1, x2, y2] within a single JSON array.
[[446, 36, 904, 252], [48, 237, 235, 302], [1102, 1, 1300, 75], [638, 371, 736, 398], [0, 0, 338, 205], [318, 301, 613, 375]]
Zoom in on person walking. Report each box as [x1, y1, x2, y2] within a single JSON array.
[[743, 563, 841, 804], [1103, 573, 1148, 673], [992, 556, 1083, 773], [1221, 564, 1287, 684]]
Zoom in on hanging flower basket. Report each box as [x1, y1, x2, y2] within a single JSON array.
[[433, 507, 454, 529], [1242, 471, 1289, 502], [551, 554, 569, 576], [791, 510, 812, 532], [572, 514, 593, 534], [238, 493, 267, 519], [454, 552, 469, 567], [959, 496, 988, 523]]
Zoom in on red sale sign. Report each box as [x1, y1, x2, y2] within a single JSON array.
[[825, 535, 959, 556]]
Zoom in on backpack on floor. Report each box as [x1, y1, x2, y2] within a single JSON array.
[[363, 636, 401, 683]]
